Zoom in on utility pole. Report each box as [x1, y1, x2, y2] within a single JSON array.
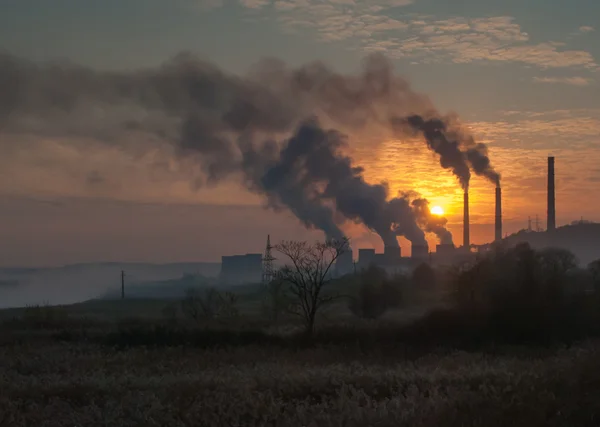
[[528, 216, 532, 232], [262, 235, 276, 285], [121, 270, 125, 299]]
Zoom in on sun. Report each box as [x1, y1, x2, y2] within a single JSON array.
[[431, 206, 444, 216]]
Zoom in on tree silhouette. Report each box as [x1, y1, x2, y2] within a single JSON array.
[[275, 238, 349, 336]]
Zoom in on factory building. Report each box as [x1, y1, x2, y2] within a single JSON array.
[[335, 249, 354, 276], [354, 245, 414, 276], [220, 253, 263, 285]]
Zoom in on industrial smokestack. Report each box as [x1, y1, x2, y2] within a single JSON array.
[[463, 191, 470, 249], [547, 156, 556, 231], [384, 245, 401, 264], [495, 185, 502, 241]]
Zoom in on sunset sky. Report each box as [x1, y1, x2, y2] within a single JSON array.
[[0, 0, 599, 266]]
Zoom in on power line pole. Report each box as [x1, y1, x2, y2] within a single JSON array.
[[121, 270, 125, 299], [262, 235, 276, 285]]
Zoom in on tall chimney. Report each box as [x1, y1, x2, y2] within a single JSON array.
[[547, 156, 556, 231], [463, 191, 470, 249], [495, 185, 502, 241]]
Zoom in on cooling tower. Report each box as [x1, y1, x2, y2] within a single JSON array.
[[547, 156, 556, 231], [358, 249, 375, 267], [336, 249, 354, 275], [411, 244, 429, 259], [384, 246, 401, 264], [463, 191, 470, 249], [436, 243, 455, 256], [495, 186, 502, 241]]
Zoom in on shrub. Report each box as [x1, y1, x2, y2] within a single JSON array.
[[443, 243, 599, 344], [261, 279, 289, 323], [412, 262, 436, 289], [180, 288, 240, 322], [349, 266, 403, 319], [20, 304, 71, 329], [102, 322, 284, 349]]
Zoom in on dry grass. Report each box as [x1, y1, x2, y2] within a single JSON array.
[[2, 330, 600, 426]]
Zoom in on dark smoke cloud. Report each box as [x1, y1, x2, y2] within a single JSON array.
[[242, 118, 426, 245], [0, 51, 481, 245], [393, 115, 471, 189], [465, 140, 501, 186], [391, 114, 501, 189]]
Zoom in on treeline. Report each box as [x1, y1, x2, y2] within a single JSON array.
[[6, 241, 600, 350]]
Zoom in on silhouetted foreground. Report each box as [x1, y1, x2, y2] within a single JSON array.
[[2, 329, 600, 426], [3, 243, 600, 426]]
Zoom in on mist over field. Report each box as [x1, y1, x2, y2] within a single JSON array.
[[0, 262, 219, 309]]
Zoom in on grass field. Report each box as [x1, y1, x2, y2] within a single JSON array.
[[1, 293, 600, 426]]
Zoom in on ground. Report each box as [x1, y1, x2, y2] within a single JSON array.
[[2, 294, 600, 426], [2, 333, 600, 426]]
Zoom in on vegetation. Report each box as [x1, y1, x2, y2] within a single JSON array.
[[348, 265, 404, 319], [4, 242, 600, 425], [274, 238, 349, 336]]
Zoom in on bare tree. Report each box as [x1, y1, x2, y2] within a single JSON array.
[[588, 259, 600, 292], [275, 238, 349, 336], [261, 278, 289, 323], [181, 288, 220, 321]]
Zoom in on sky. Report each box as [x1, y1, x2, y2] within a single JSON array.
[[0, 0, 599, 267]]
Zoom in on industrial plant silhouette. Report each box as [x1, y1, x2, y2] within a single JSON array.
[[220, 155, 599, 285]]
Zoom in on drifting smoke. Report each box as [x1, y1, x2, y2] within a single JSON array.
[[243, 118, 426, 245], [391, 114, 500, 189], [0, 51, 501, 245]]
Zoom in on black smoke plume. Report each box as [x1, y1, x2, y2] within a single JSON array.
[[0, 52, 470, 245], [391, 114, 500, 189], [243, 118, 427, 245], [393, 115, 471, 189]]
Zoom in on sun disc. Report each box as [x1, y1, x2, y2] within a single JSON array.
[[431, 206, 444, 216]]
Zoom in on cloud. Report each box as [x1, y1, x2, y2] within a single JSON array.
[[189, 0, 224, 10], [578, 25, 595, 34], [245, 0, 413, 41], [466, 109, 600, 151], [235, 0, 598, 71], [533, 76, 593, 86], [240, 0, 270, 8], [389, 17, 597, 69]]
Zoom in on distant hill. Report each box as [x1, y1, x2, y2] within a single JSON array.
[[0, 262, 221, 309], [100, 274, 218, 300], [479, 223, 600, 266], [0, 279, 19, 288]]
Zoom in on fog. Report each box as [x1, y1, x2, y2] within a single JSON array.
[[0, 262, 219, 309]]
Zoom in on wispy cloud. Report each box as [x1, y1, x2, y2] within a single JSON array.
[[240, 0, 270, 9], [234, 0, 598, 71], [533, 76, 593, 86], [386, 17, 597, 69], [467, 109, 600, 151], [189, 0, 224, 10], [578, 25, 595, 34], [270, 0, 412, 41]]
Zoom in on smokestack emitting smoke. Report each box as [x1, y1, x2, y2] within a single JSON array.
[[495, 185, 502, 241], [392, 115, 500, 190], [0, 52, 501, 247], [548, 156, 556, 231], [463, 191, 470, 248]]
